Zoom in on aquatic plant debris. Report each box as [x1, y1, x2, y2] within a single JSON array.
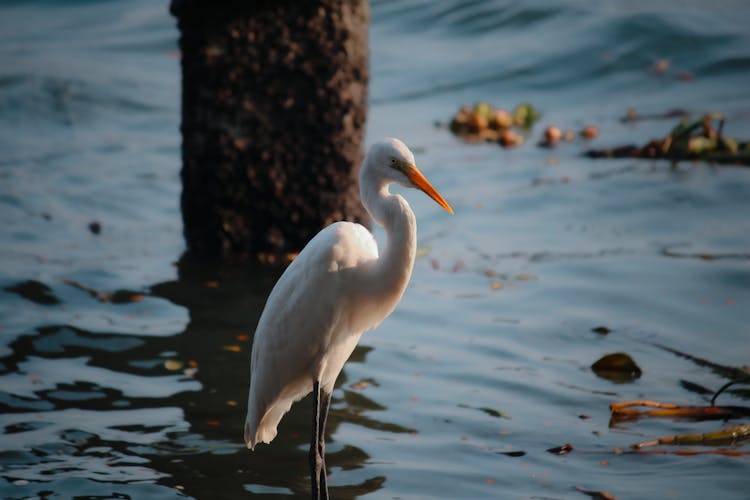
[[591, 353, 642, 382], [445, 103, 749, 165], [629, 448, 750, 457], [630, 424, 750, 449], [448, 102, 540, 147], [711, 376, 750, 406], [620, 107, 689, 123], [609, 400, 750, 457], [648, 341, 750, 384], [575, 485, 618, 500], [610, 400, 750, 422], [586, 114, 750, 165], [458, 403, 511, 419], [447, 101, 604, 149], [547, 443, 574, 455], [495, 450, 526, 457]]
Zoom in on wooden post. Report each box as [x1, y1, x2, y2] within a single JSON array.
[[171, 0, 370, 261]]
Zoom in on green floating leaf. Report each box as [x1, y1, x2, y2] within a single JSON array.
[[473, 101, 493, 120], [512, 102, 540, 128]]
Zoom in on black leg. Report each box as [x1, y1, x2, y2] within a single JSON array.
[[318, 389, 332, 500], [309, 380, 322, 500]]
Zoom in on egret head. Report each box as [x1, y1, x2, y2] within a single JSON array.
[[365, 138, 454, 214]]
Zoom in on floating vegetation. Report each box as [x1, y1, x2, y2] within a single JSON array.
[[495, 450, 526, 457], [620, 107, 689, 123], [610, 400, 750, 423], [539, 125, 585, 147], [630, 423, 750, 449], [591, 326, 612, 336], [580, 125, 599, 139], [591, 352, 642, 382], [445, 103, 749, 166], [608, 371, 750, 457], [546, 443, 574, 455], [611, 402, 750, 456], [446, 101, 607, 149], [574, 485, 618, 500], [585, 113, 750, 165], [457, 403, 511, 419], [448, 102, 540, 147]]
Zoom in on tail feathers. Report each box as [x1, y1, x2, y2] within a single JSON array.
[[243, 420, 256, 450], [244, 418, 277, 450], [245, 378, 310, 450]]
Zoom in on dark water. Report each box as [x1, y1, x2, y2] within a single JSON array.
[[1, 1, 749, 499]]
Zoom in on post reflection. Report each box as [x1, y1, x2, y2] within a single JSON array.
[[150, 254, 396, 498]]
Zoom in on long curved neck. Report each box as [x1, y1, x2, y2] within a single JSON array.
[[361, 172, 417, 302]]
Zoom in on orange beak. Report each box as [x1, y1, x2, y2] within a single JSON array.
[[406, 165, 454, 214]]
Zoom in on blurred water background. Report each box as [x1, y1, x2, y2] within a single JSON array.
[[1, 1, 749, 498]]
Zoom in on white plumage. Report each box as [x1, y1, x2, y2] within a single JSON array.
[[243, 138, 453, 488], [244, 221, 380, 446]]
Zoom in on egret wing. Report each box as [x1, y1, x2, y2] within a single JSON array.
[[244, 221, 377, 448]]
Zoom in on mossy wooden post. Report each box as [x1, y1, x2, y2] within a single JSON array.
[[170, 0, 370, 261]]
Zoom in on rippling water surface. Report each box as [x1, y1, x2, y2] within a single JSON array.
[[1, 1, 749, 499]]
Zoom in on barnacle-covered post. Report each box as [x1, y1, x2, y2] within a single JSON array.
[[170, 0, 370, 260]]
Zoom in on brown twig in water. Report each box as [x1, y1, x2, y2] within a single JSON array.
[[610, 400, 750, 421], [630, 424, 750, 449]]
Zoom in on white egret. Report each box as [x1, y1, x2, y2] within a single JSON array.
[[244, 138, 453, 499]]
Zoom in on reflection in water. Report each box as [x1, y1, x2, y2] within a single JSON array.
[[150, 255, 399, 498], [649, 341, 750, 397], [0, 255, 400, 498], [3, 280, 61, 305], [2, 0, 750, 497]]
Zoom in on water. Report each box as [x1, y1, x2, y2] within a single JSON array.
[[1, 1, 749, 498]]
